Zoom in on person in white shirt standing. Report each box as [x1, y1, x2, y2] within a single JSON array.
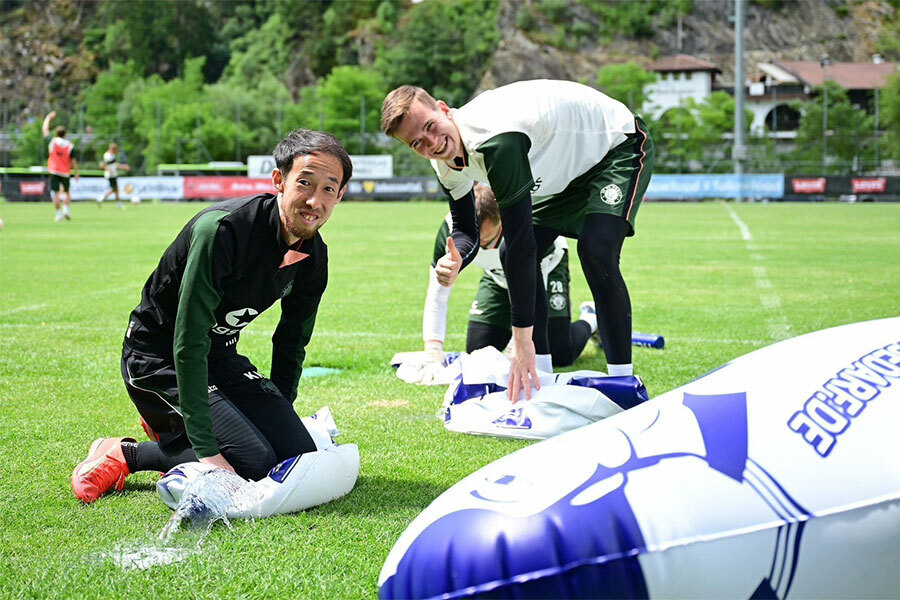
[[97, 142, 130, 209]]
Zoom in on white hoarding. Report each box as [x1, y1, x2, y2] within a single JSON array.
[[249, 154, 393, 180], [247, 155, 277, 179], [350, 155, 392, 179], [70, 177, 185, 200]]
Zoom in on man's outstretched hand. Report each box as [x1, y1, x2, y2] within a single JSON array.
[[199, 453, 236, 473], [507, 326, 540, 402]]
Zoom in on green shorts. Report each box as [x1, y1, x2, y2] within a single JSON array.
[[532, 116, 655, 237], [469, 249, 572, 329], [49, 174, 70, 192]]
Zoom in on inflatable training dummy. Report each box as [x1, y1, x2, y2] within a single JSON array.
[[379, 318, 900, 599], [437, 346, 647, 440], [157, 407, 359, 520]]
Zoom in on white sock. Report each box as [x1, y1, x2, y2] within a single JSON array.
[[608, 363, 633, 377], [63, 205, 69, 215], [55, 209, 61, 217], [535, 353, 553, 373], [579, 311, 598, 334]]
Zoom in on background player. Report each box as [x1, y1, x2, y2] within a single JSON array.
[[42, 111, 79, 222], [97, 142, 130, 208], [421, 183, 595, 382]]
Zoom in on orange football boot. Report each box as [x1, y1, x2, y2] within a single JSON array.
[[71, 437, 135, 503]]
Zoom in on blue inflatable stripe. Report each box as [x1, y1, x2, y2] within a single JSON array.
[[683, 392, 748, 482], [566, 375, 649, 410], [451, 381, 504, 405], [379, 465, 650, 599], [267, 455, 299, 483]]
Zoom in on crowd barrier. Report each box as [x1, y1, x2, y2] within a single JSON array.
[[2, 174, 898, 202]]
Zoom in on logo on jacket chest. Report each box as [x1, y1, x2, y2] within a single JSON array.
[[212, 307, 259, 335]]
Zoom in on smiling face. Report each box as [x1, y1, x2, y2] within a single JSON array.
[[393, 99, 464, 162], [273, 152, 345, 245]]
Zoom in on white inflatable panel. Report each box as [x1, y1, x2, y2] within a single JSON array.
[[156, 406, 359, 519], [229, 444, 359, 518], [378, 318, 900, 599], [438, 346, 648, 439]]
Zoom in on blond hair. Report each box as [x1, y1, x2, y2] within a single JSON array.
[[380, 85, 438, 136]]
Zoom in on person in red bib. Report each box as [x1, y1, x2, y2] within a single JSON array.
[[42, 111, 79, 222]]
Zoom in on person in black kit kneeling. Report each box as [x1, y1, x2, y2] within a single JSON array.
[[72, 129, 352, 503]]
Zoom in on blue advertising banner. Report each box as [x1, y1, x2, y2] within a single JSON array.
[[645, 174, 784, 199]]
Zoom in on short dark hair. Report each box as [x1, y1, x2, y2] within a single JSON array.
[[55, 126, 66, 138], [474, 183, 500, 224], [273, 129, 353, 190]]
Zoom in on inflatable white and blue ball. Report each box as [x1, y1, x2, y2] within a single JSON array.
[[379, 318, 900, 599]]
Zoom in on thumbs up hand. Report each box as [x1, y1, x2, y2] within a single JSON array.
[[435, 236, 463, 287]]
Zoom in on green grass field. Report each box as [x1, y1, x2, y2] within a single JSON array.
[[0, 199, 897, 597]]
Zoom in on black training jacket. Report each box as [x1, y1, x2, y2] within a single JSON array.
[[123, 193, 326, 457]]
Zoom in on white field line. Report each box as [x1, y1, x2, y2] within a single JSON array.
[[2, 303, 50, 315], [728, 206, 753, 241], [0, 322, 768, 347], [725, 204, 793, 341], [2, 285, 134, 315], [0, 322, 454, 340]]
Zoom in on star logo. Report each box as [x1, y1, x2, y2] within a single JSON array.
[[225, 308, 258, 328]]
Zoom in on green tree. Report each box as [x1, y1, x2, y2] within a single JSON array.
[[880, 71, 900, 163], [273, 0, 380, 78], [102, 0, 225, 81], [792, 81, 874, 174], [595, 62, 658, 111], [318, 66, 387, 154], [118, 57, 207, 171], [80, 61, 140, 137], [281, 85, 326, 134], [221, 15, 293, 90], [649, 91, 752, 173], [649, 106, 697, 173], [205, 73, 295, 161], [11, 119, 46, 168], [686, 91, 753, 172], [376, 0, 500, 106]]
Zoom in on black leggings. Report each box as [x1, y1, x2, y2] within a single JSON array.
[[121, 349, 316, 481], [535, 214, 632, 366], [466, 317, 592, 367]]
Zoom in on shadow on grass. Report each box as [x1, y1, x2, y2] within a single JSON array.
[[120, 474, 448, 517]]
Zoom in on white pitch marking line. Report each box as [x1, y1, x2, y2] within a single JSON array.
[[2, 303, 50, 315], [727, 205, 753, 241], [725, 204, 793, 340], [2, 285, 134, 316]]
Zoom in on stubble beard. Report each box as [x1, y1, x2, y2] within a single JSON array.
[[287, 214, 319, 241]]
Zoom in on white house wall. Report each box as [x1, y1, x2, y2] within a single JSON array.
[[643, 72, 712, 119]]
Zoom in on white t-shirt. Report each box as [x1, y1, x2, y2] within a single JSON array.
[[102, 151, 118, 178], [432, 79, 635, 205]]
